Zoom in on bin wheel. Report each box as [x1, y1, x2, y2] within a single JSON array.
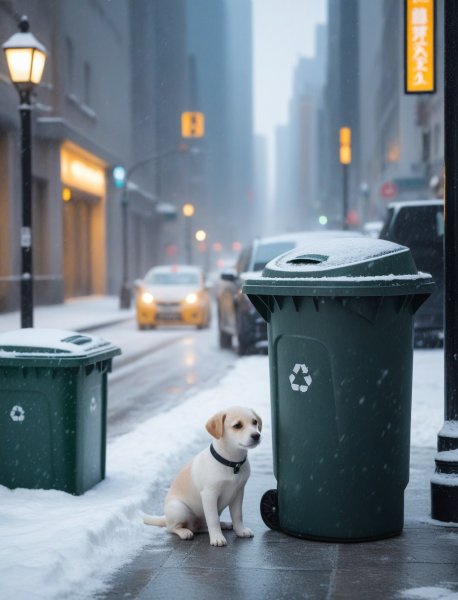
[[260, 489, 280, 531]]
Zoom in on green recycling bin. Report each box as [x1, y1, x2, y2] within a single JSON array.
[[243, 237, 434, 541], [0, 329, 121, 495]]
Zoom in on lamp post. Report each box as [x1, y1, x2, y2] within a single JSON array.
[[195, 229, 209, 271], [430, 0, 458, 523], [3, 16, 47, 328], [118, 146, 187, 309], [182, 203, 195, 265]]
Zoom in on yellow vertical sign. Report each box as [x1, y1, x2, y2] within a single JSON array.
[[405, 0, 435, 93], [181, 112, 205, 138], [339, 127, 352, 165]]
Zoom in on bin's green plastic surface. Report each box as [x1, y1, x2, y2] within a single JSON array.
[[0, 329, 121, 495], [243, 237, 434, 541]]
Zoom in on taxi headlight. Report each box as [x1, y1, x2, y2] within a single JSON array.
[[185, 293, 198, 305], [141, 292, 155, 304]]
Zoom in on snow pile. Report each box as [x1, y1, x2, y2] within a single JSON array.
[[0, 356, 271, 600], [400, 587, 458, 599], [0, 329, 114, 357]]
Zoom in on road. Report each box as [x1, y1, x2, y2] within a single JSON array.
[[86, 314, 237, 440]]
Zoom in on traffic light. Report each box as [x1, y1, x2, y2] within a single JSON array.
[[113, 166, 126, 188], [339, 127, 352, 165], [181, 112, 205, 138]]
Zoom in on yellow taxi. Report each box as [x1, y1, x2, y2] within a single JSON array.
[[136, 265, 211, 330]]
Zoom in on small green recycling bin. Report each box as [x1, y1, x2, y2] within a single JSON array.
[[243, 237, 434, 542], [0, 329, 121, 495]]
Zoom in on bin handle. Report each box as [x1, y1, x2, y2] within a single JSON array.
[[61, 335, 93, 345], [286, 254, 328, 265]]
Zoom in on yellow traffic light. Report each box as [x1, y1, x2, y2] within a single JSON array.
[[339, 127, 352, 165], [181, 112, 205, 138]]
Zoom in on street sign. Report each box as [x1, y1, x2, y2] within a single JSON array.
[[405, 0, 436, 94], [380, 181, 398, 199], [181, 112, 205, 138], [156, 202, 177, 220]]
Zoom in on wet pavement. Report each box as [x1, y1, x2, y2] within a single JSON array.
[[98, 442, 458, 600]]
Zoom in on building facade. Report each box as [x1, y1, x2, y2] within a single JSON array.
[[317, 0, 444, 228], [0, 0, 253, 313], [186, 0, 254, 266], [0, 0, 136, 311]]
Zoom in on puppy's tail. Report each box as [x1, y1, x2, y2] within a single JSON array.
[[143, 514, 167, 528]]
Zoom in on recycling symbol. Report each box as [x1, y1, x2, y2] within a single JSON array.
[[10, 405, 25, 422], [289, 364, 312, 393], [89, 397, 97, 413]]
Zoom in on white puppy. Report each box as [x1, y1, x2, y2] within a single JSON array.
[[143, 406, 262, 546]]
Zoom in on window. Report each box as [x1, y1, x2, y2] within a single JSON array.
[[66, 37, 74, 92], [252, 242, 295, 271], [83, 61, 91, 106], [392, 205, 444, 247], [145, 271, 200, 286]]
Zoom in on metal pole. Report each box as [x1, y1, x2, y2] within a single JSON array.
[[19, 90, 33, 328], [185, 217, 192, 265], [431, 0, 458, 523], [118, 147, 187, 308], [119, 187, 130, 309], [342, 164, 349, 230]]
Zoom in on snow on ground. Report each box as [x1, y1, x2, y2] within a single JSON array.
[[0, 348, 445, 600], [411, 349, 444, 447], [401, 587, 458, 599]]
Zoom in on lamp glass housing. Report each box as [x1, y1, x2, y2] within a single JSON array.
[[5, 47, 46, 86], [3, 26, 47, 90]]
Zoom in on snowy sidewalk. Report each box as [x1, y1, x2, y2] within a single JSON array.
[[0, 296, 133, 334], [98, 351, 458, 600], [0, 296, 456, 599], [1, 347, 457, 599]]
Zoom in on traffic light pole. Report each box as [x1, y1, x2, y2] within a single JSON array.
[[342, 164, 349, 230], [118, 146, 188, 309], [430, 1, 458, 523], [119, 187, 130, 309]]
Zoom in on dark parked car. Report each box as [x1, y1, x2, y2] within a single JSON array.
[[217, 230, 361, 355], [379, 199, 444, 347]]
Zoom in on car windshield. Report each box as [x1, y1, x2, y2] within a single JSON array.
[[392, 206, 444, 248], [145, 272, 200, 286], [252, 242, 296, 271]]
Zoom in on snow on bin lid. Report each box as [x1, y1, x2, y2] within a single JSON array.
[[243, 236, 435, 297], [0, 328, 116, 358]]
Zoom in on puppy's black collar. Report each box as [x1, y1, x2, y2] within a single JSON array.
[[210, 443, 246, 474]]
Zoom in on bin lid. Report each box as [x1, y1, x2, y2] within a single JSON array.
[[242, 237, 435, 297], [0, 329, 121, 366]]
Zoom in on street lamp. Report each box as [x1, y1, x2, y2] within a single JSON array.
[[2, 16, 47, 328], [182, 203, 195, 265], [195, 230, 210, 271], [195, 229, 206, 242]]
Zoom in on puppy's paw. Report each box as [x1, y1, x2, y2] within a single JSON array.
[[175, 528, 194, 540], [210, 533, 227, 547], [220, 521, 233, 530], [235, 527, 254, 538]]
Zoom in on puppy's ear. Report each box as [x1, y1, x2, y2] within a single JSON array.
[[253, 410, 263, 431], [205, 411, 226, 439]]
